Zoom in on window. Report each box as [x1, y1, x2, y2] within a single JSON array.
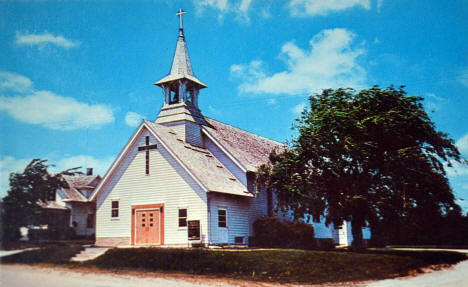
[[87, 213, 94, 228], [111, 200, 119, 218], [187, 90, 194, 104], [169, 89, 179, 104], [178, 208, 187, 227], [218, 209, 227, 227]]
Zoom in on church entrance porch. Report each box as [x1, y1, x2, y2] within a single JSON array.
[[131, 204, 164, 245]]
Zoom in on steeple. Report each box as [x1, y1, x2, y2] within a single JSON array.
[[155, 9, 206, 107], [154, 9, 208, 147]]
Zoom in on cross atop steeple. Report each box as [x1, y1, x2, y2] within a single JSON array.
[[176, 9, 186, 31]]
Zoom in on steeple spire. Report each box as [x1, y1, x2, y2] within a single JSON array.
[[155, 9, 209, 147], [155, 9, 206, 93]]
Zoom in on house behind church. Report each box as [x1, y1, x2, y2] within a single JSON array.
[[91, 10, 365, 247], [38, 169, 100, 238]]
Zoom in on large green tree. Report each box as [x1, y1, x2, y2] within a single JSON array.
[[258, 86, 465, 249], [1, 159, 79, 242]]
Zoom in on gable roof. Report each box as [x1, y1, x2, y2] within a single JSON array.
[[61, 175, 100, 202], [91, 121, 252, 201], [145, 121, 251, 197], [202, 118, 285, 172]]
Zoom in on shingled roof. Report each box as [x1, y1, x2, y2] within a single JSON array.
[[155, 28, 206, 88], [61, 175, 100, 202], [203, 118, 285, 172], [145, 121, 251, 197]]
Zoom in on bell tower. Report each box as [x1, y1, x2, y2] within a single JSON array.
[[155, 9, 208, 147]]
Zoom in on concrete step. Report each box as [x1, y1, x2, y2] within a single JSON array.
[[71, 247, 109, 262]]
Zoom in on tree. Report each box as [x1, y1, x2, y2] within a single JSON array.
[[1, 159, 79, 242], [258, 86, 465, 249]]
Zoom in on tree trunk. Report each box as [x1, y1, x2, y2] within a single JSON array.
[[351, 216, 364, 250]]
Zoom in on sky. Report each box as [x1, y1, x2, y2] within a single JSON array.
[[1, 1, 467, 211]]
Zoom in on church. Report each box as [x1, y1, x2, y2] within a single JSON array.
[[91, 10, 357, 247]]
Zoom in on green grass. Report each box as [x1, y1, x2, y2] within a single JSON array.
[[86, 248, 467, 284], [0, 243, 83, 264]]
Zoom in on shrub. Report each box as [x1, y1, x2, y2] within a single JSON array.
[[252, 216, 316, 249]]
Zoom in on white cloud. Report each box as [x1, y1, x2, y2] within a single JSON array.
[[207, 105, 222, 116], [0, 90, 114, 130], [457, 68, 468, 87], [52, 155, 113, 177], [291, 102, 306, 114], [0, 71, 33, 93], [0, 156, 32, 197], [424, 93, 444, 112], [377, 0, 384, 12], [267, 98, 277, 105], [193, 0, 253, 22], [288, 0, 370, 17], [125, 111, 144, 127], [456, 133, 468, 155], [231, 28, 366, 95], [445, 161, 468, 177], [0, 155, 113, 198], [16, 31, 79, 48]]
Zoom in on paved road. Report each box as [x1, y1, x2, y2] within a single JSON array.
[[2, 261, 468, 287], [0, 264, 269, 287], [367, 259, 468, 287]]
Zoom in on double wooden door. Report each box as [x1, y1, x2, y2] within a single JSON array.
[[135, 209, 160, 245]]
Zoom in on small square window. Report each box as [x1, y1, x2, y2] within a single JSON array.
[[178, 208, 187, 227], [111, 200, 119, 218]]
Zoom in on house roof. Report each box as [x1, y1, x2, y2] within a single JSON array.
[[39, 201, 68, 210], [61, 175, 100, 202], [155, 31, 207, 88], [145, 121, 252, 197], [203, 118, 285, 172]]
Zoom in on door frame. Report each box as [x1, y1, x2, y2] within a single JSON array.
[[131, 203, 164, 245]]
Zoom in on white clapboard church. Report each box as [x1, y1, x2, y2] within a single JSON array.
[[91, 10, 360, 247]]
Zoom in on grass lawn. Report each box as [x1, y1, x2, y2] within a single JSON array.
[[85, 248, 467, 284]]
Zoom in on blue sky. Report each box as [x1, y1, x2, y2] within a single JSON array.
[[1, 1, 468, 211]]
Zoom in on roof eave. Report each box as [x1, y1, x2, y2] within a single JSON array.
[[154, 75, 207, 89]]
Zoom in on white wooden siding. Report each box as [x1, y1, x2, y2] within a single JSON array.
[[208, 193, 250, 244], [160, 120, 203, 147], [185, 121, 203, 147], [248, 187, 268, 234], [69, 204, 94, 236], [96, 128, 208, 245]]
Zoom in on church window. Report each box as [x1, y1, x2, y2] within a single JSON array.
[[179, 208, 187, 227], [111, 200, 119, 218], [87, 213, 94, 228], [218, 209, 227, 227]]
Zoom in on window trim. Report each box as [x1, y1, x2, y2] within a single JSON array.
[[218, 208, 227, 228], [178, 208, 187, 228], [111, 200, 119, 218]]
